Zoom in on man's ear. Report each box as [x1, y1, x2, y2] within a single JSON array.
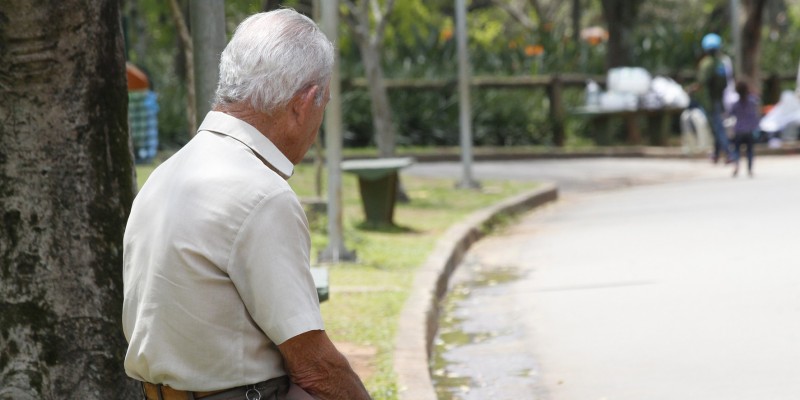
[[290, 85, 319, 123]]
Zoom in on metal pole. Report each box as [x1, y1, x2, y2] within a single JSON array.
[[730, 0, 742, 78], [455, 0, 479, 189], [319, 0, 355, 263], [191, 0, 226, 127]]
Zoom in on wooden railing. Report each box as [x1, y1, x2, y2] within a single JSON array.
[[343, 72, 797, 146]]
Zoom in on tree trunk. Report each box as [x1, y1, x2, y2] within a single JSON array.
[[0, 1, 138, 398], [357, 40, 397, 157], [168, 0, 197, 136], [741, 0, 767, 92], [600, 0, 641, 68], [342, 1, 397, 158], [572, 0, 582, 45]]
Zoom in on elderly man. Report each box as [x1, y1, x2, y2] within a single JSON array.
[[122, 9, 371, 400]]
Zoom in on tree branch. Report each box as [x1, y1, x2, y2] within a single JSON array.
[[492, 0, 537, 30], [341, 0, 370, 44], [374, 0, 396, 46]]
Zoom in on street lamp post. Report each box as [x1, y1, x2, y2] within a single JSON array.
[[455, 0, 480, 189], [319, 0, 355, 263]]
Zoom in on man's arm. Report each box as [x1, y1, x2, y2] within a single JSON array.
[[278, 329, 371, 400]]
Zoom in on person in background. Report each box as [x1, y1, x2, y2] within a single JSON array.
[[693, 33, 734, 164], [122, 9, 371, 400], [127, 63, 159, 164], [730, 80, 760, 178]]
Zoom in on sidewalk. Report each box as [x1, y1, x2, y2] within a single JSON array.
[[435, 156, 800, 399], [393, 153, 799, 399]]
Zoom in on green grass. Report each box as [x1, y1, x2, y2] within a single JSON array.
[[136, 159, 536, 400]]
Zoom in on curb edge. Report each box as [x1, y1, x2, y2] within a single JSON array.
[[393, 182, 559, 399]]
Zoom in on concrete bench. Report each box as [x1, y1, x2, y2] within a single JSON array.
[[341, 157, 415, 227]]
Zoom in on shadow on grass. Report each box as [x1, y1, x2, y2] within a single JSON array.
[[355, 221, 419, 234]]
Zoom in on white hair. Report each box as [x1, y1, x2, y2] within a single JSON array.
[[214, 9, 334, 113]]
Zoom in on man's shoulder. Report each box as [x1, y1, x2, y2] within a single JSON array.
[[145, 133, 294, 211], [197, 111, 294, 179]]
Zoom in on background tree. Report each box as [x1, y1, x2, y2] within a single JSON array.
[[263, 0, 313, 14], [600, 0, 643, 68], [123, 0, 800, 150], [741, 0, 769, 91], [167, 0, 197, 136], [342, 0, 398, 157], [0, 1, 138, 398]]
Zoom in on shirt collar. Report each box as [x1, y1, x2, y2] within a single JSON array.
[[197, 111, 294, 178]]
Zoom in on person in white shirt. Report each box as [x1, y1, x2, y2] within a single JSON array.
[[122, 9, 370, 400]]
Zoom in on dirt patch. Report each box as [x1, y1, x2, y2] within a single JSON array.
[[335, 341, 378, 382]]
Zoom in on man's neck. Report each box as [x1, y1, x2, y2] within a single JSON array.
[[213, 103, 293, 153]]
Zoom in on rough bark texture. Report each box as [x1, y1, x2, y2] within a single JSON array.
[[600, 0, 641, 68], [741, 0, 767, 92], [0, 1, 138, 398]]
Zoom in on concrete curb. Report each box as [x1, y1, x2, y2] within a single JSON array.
[[393, 183, 559, 400]]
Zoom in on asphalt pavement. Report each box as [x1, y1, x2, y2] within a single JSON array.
[[407, 156, 800, 400], [406, 157, 711, 193]]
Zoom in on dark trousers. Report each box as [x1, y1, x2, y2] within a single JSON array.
[[732, 131, 755, 172], [707, 101, 730, 162], [141, 377, 315, 400]]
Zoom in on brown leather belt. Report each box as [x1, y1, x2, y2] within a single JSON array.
[[141, 382, 229, 400], [141, 377, 288, 400]]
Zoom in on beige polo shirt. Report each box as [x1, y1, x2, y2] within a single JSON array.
[[122, 111, 323, 391]]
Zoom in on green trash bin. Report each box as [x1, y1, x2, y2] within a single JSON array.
[[311, 266, 329, 303], [341, 157, 414, 227]]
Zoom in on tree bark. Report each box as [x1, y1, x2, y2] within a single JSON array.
[[741, 0, 767, 92], [0, 1, 138, 398], [600, 0, 642, 68]]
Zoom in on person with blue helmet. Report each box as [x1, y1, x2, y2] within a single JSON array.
[[702, 33, 722, 51], [692, 33, 735, 163]]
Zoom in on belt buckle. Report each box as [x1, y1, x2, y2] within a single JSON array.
[[245, 385, 261, 400], [140, 382, 165, 400]]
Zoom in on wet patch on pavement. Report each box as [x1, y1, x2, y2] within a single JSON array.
[[432, 262, 545, 399]]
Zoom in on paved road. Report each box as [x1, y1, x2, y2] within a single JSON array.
[[406, 158, 711, 193], [410, 156, 800, 400]]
